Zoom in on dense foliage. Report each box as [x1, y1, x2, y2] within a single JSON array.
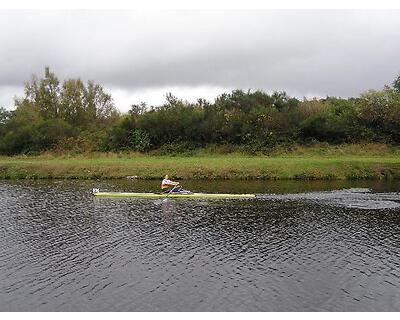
[[1, 68, 400, 155], [0, 67, 119, 155]]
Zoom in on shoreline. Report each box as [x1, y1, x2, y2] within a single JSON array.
[[1, 153, 400, 180]]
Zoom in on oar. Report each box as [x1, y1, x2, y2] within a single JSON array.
[[166, 183, 179, 197]]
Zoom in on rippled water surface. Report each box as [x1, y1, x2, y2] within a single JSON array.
[[1, 179, 400, 311]]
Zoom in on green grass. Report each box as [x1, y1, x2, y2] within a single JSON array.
[[1, 143, 400, 180]]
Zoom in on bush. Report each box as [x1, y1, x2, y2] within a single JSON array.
[[3, 75, 400, 155], [0, 126, 38, 155], [129, 129, 151, 152], [35, 119, 77, 151], [299, 98, 364, 143], [53, 136, 98, 154], [0, 119, 76, 155]]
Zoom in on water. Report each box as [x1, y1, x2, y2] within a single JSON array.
[[1, 179, 400, 311]]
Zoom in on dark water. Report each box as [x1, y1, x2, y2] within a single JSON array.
[[1, 179, 400, 311]]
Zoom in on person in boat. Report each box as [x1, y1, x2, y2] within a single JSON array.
[[161, 175, 183, 193]]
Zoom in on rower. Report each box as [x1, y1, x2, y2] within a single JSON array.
[[161, 175, 182, 193]]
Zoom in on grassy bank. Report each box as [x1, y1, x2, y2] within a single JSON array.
[[1, 144, 400, 180]]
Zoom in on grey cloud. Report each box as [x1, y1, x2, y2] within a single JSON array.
[[0, 9, 399, 105]]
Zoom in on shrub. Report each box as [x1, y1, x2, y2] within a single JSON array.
[[129, 129, 151, 152]]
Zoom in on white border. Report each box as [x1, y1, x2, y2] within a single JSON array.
[[3, 311, 400, 320], [2, 1, 400, 318], [0, 0, 400, 10]]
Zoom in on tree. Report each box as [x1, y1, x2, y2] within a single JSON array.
[[85, 81, 119, 128], [13, 66, 61, 124], [129, 129, 151, 152], [13, 98, 42, 125], [393, 74, 400, 93], [34, 119, 77, 151], [0, 107, 12, 125], [25, 66, 61, 119], [60, 78, 86, 127], [0, 107, 13, 137], [13, 67, 119, 130], [357, 87, 400, 142], [129, 102, 147, 116]]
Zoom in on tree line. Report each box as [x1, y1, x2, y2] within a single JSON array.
[[1, 67, 400, 155]]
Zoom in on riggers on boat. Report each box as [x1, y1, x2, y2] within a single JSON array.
[[92, 189, 256, 199]]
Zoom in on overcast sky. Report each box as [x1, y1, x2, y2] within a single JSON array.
[[0, 10, 399, 111]]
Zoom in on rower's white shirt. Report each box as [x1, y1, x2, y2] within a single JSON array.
[[162, 179, 177, 186]]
